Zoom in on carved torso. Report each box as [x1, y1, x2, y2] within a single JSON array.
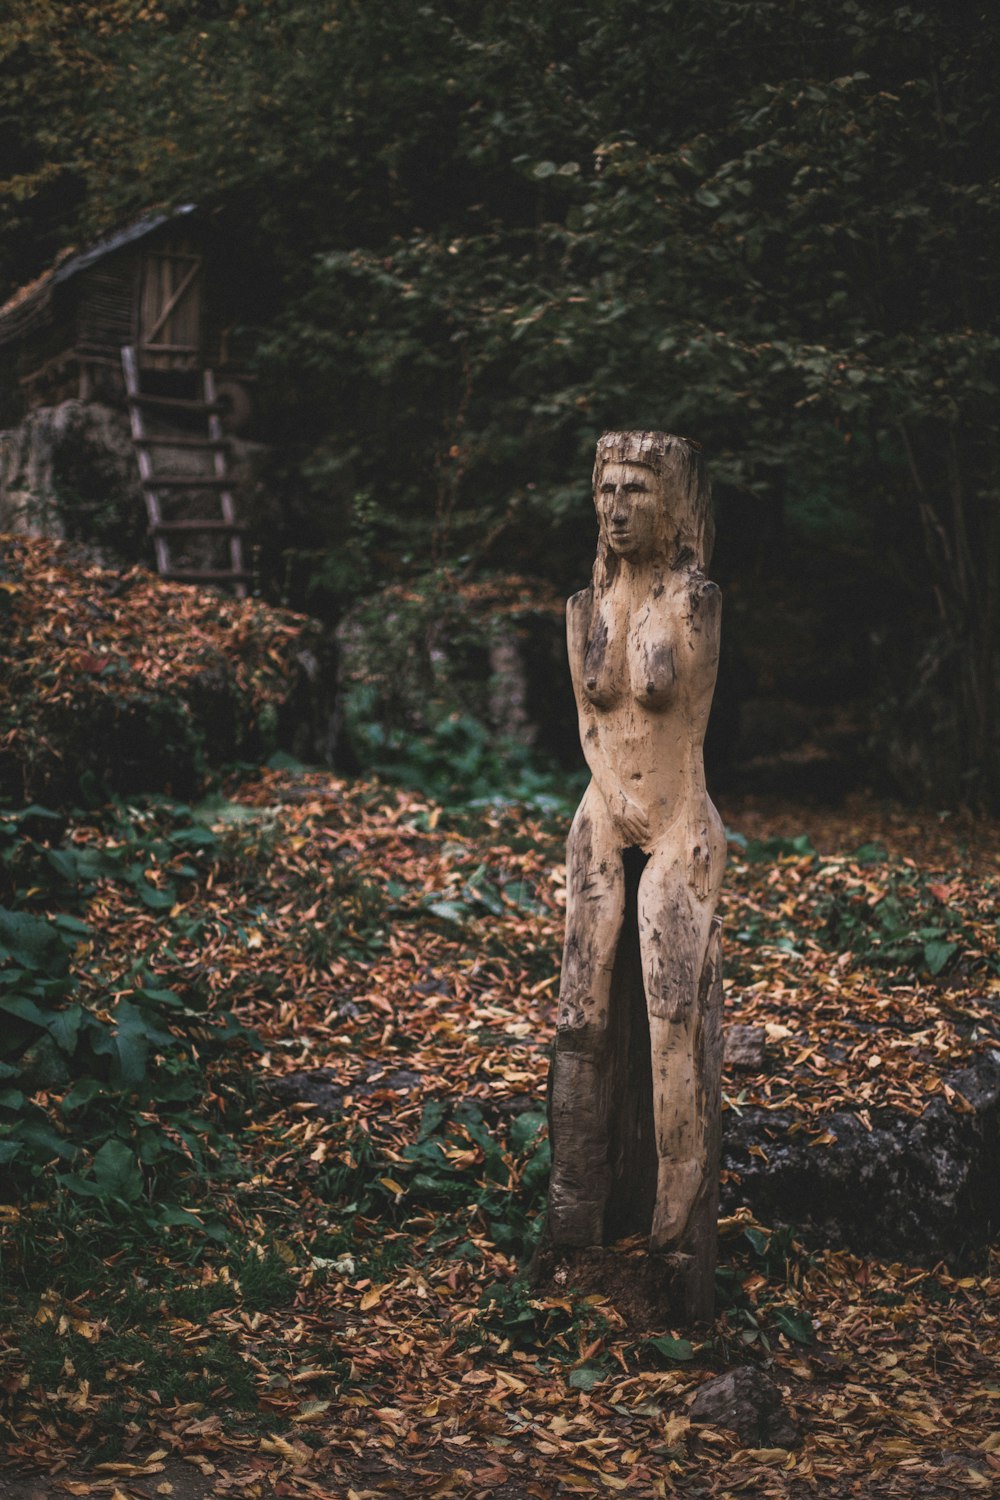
[[569, 568, 721, 848], [582, 590, 679, 713]]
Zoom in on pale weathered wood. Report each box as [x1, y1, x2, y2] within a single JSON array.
[[545, 430, 724, 1324]]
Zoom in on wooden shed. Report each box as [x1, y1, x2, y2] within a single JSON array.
[[0, 204, 253, 417], [0, 206, 258, 593]]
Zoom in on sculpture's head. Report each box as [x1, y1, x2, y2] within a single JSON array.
[[592, 431, 713, 582]]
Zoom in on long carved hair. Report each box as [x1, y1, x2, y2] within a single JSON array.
[[591, 431, 714, 592]]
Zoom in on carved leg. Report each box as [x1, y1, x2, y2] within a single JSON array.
[[547, 786, 624, 1247], [638, 849, 721, 1256]]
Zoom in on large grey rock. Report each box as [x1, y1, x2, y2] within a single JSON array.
[[689, 1367, 801, 1447], [720, 1050, 1000, 1258], [724, 1025, 766, 1071]]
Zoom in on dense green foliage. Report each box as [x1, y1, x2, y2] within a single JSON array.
[[1, 1, 998, 800], [0, 798, 256, 1226]]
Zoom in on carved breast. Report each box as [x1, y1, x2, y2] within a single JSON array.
[[582, 599, 679, 714], [582, 609, 623, 709], [631, 635, 677, 711]]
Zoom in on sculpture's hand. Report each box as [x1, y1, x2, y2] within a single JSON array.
[[617, 796, 651, 849], [686, 818, 713, 901]]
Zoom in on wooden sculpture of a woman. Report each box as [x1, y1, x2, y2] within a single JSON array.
[[546, 430, 724, 1321]]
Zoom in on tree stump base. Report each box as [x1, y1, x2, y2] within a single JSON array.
[[530, 1236, 712, 1333]]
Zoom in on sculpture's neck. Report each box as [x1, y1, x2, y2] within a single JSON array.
[[614, 552, 669, 597]]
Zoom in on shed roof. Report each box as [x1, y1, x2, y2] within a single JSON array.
[[0, 204, 197, 349]]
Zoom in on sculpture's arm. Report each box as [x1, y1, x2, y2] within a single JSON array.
[[567, 590, 650, 846], [680, 575, 723, 897], [682, 576, 722, 754]]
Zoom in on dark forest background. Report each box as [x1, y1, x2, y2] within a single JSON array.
[[1, 0, 998, 807]]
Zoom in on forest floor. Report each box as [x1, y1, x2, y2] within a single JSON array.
[[1, 768, 999, 1499]]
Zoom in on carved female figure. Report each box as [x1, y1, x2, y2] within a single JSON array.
[[548, 431, 725, 1263]]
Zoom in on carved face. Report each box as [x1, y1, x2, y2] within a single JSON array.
[[596, 461, 662, 559]]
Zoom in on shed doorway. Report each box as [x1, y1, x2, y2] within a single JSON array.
[[137, 238, 203, 376]]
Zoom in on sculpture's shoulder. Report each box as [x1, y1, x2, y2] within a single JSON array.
[[684, 569, 722, 616], [681, 569, 721, 647], [566, 586, 594, 667], [567, 585, 594, 619]]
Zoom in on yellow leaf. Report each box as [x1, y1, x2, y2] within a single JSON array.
[[259, 1436, 309, 1465], [744, 1448, 793, 1465], [379, 1176, 404, 1196], [293, 1398, 331, 1422], [663, 1413, 690, 1447], [360, 1285, 385, 1311], [496, 1371, 527, 1395], [981, 1433, 1000, 1452]]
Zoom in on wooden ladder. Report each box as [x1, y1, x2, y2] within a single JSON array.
[[121, 345, 249, 596]]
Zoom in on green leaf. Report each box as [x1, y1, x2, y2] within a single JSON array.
[[134, 986, 187, 1011], [45, 848, 82, 884], [47, 1005, 83, 1053], [92, 1138, 144, 1204], [851, 843, 887, 865], [61, 1077, 105, 1111], [568, 1361, 606, 1390], [49, 913, 92, 938], [15, 1120, 76, 1160], [646, 1336, 695, 1362], [417, 1098, 449, 1141], [924, 939, 958, 975], [0, 909, 69, 977], [509, 1110, 546, 1153], [773, 1307, 815, 1345], [110, 999, 170, 1088], [154, 1204, 206, 1229], [135, 882, 176, 911], [425, 899, 469, 923], [0, 995, 49, 1030]]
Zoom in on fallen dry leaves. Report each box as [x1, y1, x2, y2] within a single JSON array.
[[0, 543, 998, 1496], [1, 767, 996, 1497]]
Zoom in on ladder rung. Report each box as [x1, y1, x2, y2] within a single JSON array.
[[162, 569, 253, 583], [151, 520, 246, 533], [142, 474, 230, 488], [137, 435, 229, 449], [128, 393, 223, 414]]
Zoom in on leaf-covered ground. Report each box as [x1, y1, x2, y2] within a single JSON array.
[[1, 768, 999, 1498], [0, 536, 322, 806]]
